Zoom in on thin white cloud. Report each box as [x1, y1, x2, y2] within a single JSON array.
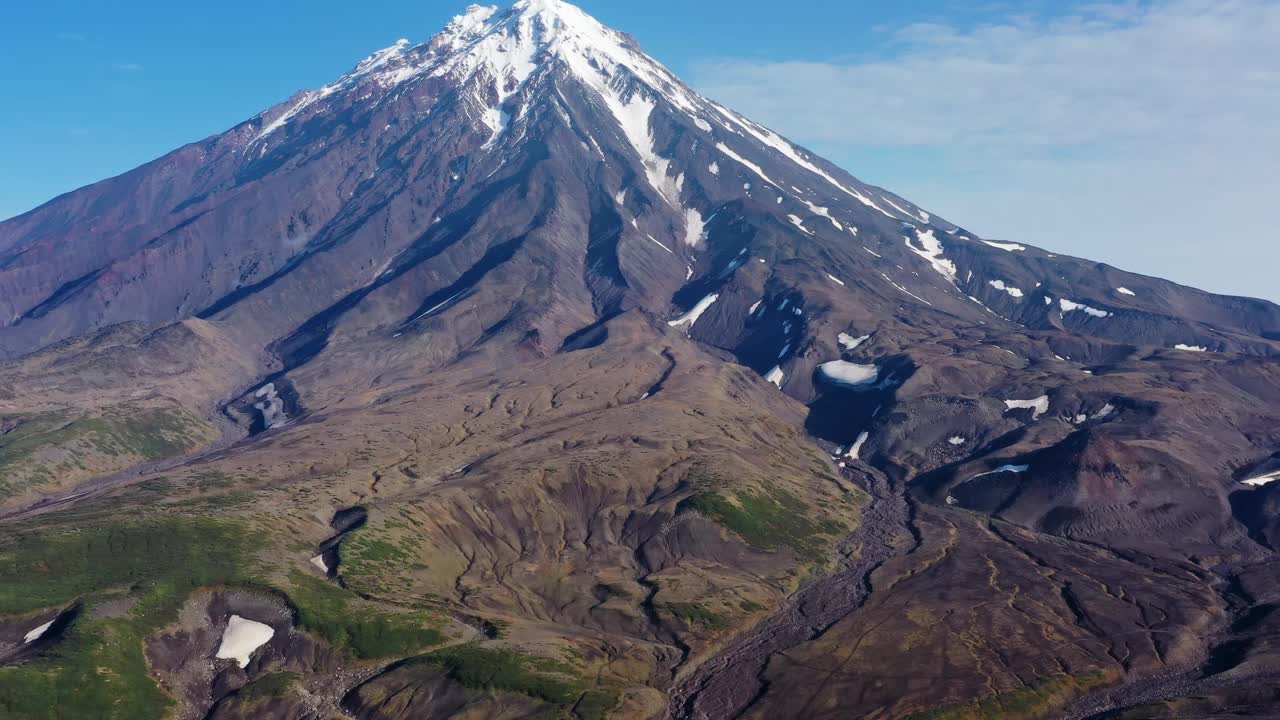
[[690, 0, 1280, 301], [114, 62, 144, 72]]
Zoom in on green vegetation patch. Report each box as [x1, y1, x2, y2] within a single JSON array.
[[407, 643, 617, 715], [0, 516, 255, 720], [0, 517, 251, 617], [286, 572, 444, 659], [663, 602, 728, 630], [680, 484, 845, 562], [234, 671, 300, 701], [0, 615, 173, 719], [0, 406, 213, 499], [906, 671, 1110, 720]]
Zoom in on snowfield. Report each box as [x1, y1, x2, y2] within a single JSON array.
[[215, 615, 275, 669], [818, 361, 879, 388], [1004, 396, 1050, 420]]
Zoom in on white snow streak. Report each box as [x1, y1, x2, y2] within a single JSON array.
[[1059, 298, 1111, 318], [981, 240, 1027, 252], [904, 228, 956, 284], [667, 293, 719, 332]]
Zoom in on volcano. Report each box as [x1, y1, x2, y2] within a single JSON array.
[[2, 2, 1280, 719]]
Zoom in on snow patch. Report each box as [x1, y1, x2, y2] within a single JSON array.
[[904, 229, 956, 284], [826, 273, 845, 286], [788, 215, 814, 235], [837, 332, 870, 351], [817, 361, 879, 388], [215, 615, 274, 669], [981, 240, 1026, 252], [667, 293, 719, 332], [1116, 287, 1136, 296], [765, 366, 785, 388], [23, 621, 54, 644], [1059, 298, 1111, 318], [684, 208, 706, 247], [948, 436, 966, 446], [803, 201, 843, 230], [1004, 396, 1050, 420], [253, 383, 288, 429], [847, 431, 870, 460], [1243, 471, 1280, 487], [1174, 343, 1208, 352], [988, 280, 1024, 298], [715, 142, 779, 187]]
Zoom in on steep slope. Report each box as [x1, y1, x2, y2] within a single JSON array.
[[2, 2, 1280, 719]]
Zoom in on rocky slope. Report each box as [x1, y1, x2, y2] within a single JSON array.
[[2, 1, 1279, 719]]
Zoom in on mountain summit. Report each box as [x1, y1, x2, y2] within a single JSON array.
[[2, 3, 1280, 719]]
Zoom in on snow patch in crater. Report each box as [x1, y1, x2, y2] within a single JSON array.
[[215, 615, 274, 669], [818, 361, 879, 388]]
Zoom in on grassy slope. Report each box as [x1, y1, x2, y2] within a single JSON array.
[[0, 514, 449, 719], [0, 404, 216, 502]]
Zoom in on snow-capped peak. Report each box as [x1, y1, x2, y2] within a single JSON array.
[[246, 0, 934, 229]]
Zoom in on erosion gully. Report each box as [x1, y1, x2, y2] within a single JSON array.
[[664, 459, 1280, 720], [664, 464, 915, 720]]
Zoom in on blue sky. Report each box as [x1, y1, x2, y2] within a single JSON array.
[[2, 0, 1277, 300]]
